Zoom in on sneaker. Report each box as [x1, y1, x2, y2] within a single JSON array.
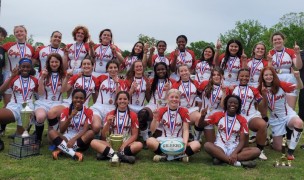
[[117, 152, 135, 164], [213, 158, 223, 165], [74, 152, 83, 162], [287, 154, 295, 160], [153, 155, 166, 162], [0, 139, 4, 151], [233, 161, 242, 167], [249, 136, 256, 144], [259, 150, 267, 160], [240, 161, 257, 168], [52, 149, 62, 160]]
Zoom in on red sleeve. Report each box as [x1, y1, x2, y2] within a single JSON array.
[[192, 80, 201, 91], [31, 76, 39, 92], [250, 86, 262, 103], [118, 79, 127, 91], [199, 80, 209, 91], [237, 115, 249, 134], [2, 42, 15, 51], [269, 49, 275, 56], [84, 43, 90, 52], [285, 48, 296, 59], [151, 54, 158, 65], [104, 110, 115, 126], [26, 44, 35, 57], [187, 49, 196, 69], [193, 60, 200, 69], [68, 75, 79, 85], [179, 107, 190, 123], [93, 44, 101, 51], [261, 59, 268, 67], [227, 85, 237, 95], [124, 79, 132, 90], [157, 107, 167, 122], [169, 51, 175, 63], [60, 108, 69, 121], [33, 46, 44, 59], [92, 76, 100, 91], [205, 112, 224, 125], [172, 81, 181, 89], [9, 76, 19, 88], [169, 78, 176, 85], [97, 74, 108, 84], [84, 107, 93, 124], [130, 111, 139, 129], [218, 54, 225, 64], [280, 81, 296, 93]]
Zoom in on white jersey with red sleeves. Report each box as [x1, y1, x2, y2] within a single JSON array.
[[265, 81, 296, 118], [169, 49, 195, 70], [206, 112, 249, 145], [269, 48, 295, 73], [93, 44, 120, 74], [150, 78, 176, 106], [66, 43, 89, 72], [231, 85, 262, 117], [9, 75, 38, 103], [124, 56, 139, 71], [157, 107, 190, 138], [195, 60, 213, 83], [125, 77, 149, 106], [2, 42, 34, 72], [247, 58, 268, 87], [199, 81, 225, 115], [68, 75, 99, 106], [96, 75, 125, 105], [152, 54, 170, 67], [172, 79, 200, 108], [60, 106, 93, 134], [33, 45, 64, 70], [40, 72, 63, 101], [219, 54, 242, 85], [104, 110, 139, 136]]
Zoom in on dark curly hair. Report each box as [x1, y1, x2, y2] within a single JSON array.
[[223, 94, 242, 115]]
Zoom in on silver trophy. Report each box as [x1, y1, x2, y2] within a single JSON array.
[[20, 102, 34, 138]]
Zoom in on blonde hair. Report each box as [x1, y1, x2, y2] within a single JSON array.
[[165, 89, 181, 100], [13, 25, 27, 40]]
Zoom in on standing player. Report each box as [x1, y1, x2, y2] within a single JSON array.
[[169, 35, 196, 81], [147, 40, 170, 68], [146, 89, 201, 162], [90, 91, 143, 164], [204, 95, 260, 167], [268, 32, 302, 110], [258, 67, 303, 160], [49, 89, 95, 161], [122, 41, 147, 71], [194, 46, 215, 83]]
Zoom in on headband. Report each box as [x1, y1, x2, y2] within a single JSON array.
[[19, 58, 32, 65]]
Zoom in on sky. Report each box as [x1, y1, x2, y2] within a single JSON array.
[[0, 0, 303, 52]]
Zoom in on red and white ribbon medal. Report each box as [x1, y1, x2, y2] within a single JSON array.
[[250, 59, 262, 82], [181, 81, 191, 107], [116, 110, 128, 134], [19, 77, 30, 101], [227, 57, 237, 76], [82, 76, 92, 95], [275, 48, 285, 68], [72, 106, 84, 132], [266, 91, 275, 111], [200, 61, 208, 75], [238, 85, 249, 114], [225, 113, 237, 141], [49, 45, 59, 54], [157, 54, 166, 63], [17, 42, 26, 58], [168, 108, 178, 136], [135, 77, 143, 103], [74, 43, 84, 61], [179, 51, 186, 63], [157, 79, 166, 99], [99, 45, 110, 61], [51, 72, 59, 97], [210, 85, 221, 108]]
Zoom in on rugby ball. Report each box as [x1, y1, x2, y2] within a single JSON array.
[[160, 139, 185, 155]]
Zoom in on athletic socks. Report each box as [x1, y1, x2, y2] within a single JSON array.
[[53, 136, 76, 157], [103, 146, 115, 158], [185, 146, 194, 156], [48, 117, 59, 130], [288, 127, 303, 151], [35, 122, 44, 141], [193, 125, 204, 141]]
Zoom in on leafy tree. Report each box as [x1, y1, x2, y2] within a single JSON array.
[[188, 41, 214, 59], [2, 34, 16, 44], [121, 50, 130, 57], [138, 34, 158, 46], [34, 42, 44, 48], [27, 34, 34, 45], [220, 20, 267, 57]]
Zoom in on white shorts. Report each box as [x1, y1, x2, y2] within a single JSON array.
[[188, 107, 199, 114], [6, 102, 34, 126], [62, 98, 72, 107], [269, 113, 297, 137], [129, 104, 144, 113], [215, 141, 238, 156], [34, 99, 62, 112], [3, 70, 12, 94], [278, 73, 298, 96], [242, 111, 262, 123], [156, 137, 183, 143], [90, 103, 115, 124]]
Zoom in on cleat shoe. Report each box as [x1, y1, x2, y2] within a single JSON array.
[[233, 161, 242, 167], [259, 150, 267, 160], [249, 136, 256, 144], [287, 154, 295, 160], [213, 158, 223, 165], [52, 149, 62, 160], [240, 161, 257, 168], [74, 152, 83, 162], [182, 156, 189, 163], [153, 155, 166, 162], [117, 152, 135, 164]]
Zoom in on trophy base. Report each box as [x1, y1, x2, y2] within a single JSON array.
[[110, 154, 120, 167], [273, 161, 292, 168], [8, 134, 40, 159]]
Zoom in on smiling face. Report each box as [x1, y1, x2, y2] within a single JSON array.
[[238, 70, 250, 85], [81, 59, 93, 75], [134, 61, 143, 75], [76, 28, 85, 42], [155, 64, 167, 79], [203, 48, 214, 60], [228, 42, 239, 56], [177, 37, 187, 51], [134, 43, 143, 54], [167, 91, 180, 109], [178, 65, 190, 81], [272, 35, 284, 50], [107, 62, 118, 77], [100, 30, 112, 45], [226, 97, 239, 115], [263, 69, 273, 85], [72, 91, 85, 109], [50, 32, 62, 48], [211, 70, 222, 84], [19, 62, 32, 77], [116, 93, 129, 110], [157, 41, 167, 55], [253, 44, 265, 59], [49, 57, 61, 71], [14, 26, 27, 42]]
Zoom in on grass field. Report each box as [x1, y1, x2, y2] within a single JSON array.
[[0, 104, 304, 180]]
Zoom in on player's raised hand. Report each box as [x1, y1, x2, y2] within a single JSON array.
[[294, 41, 300, 54]]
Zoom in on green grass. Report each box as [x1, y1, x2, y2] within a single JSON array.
[[0, 103, 304, 179]]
